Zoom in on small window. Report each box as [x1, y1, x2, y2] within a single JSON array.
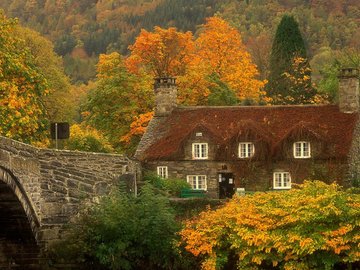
[[157, 166, 168, 179], [192, 143, 208, 159], [187, 175, 207, 190], [196, 132, 203, 137], [273, 172, 291, 189], [238, 142, 255, 158], [293, 141, 311, 158]]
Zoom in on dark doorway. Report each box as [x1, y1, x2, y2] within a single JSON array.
[[0, 181, 40, 269], [219, 173, 235, 199]]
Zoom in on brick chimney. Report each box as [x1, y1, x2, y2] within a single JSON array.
[[338, 68, 359, 113], [154, 77, 177, 116]]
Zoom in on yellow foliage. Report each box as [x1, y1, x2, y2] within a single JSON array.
[[180, 181, 360, 269]]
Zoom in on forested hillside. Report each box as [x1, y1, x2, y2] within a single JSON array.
[[1, 0, 359, 82]]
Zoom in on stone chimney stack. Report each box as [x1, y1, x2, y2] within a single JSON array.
[[338, 68, 359, 113], [154, 77, 177, 116]]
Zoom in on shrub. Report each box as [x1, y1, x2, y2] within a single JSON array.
[[49, 183, 197, 270], [143, 173, 191, 197], [180, 181, 360, 270]]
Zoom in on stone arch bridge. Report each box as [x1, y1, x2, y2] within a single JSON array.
[[0, 136, 137, 268]]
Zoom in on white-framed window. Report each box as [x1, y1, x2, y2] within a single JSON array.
[[273, 172, 291, 189], [192, 143, 208, 159], [293, 141, 311, 158], [187, 175, 207, 190], [238, 142, 255, 158], [157, 166, 168, 178]]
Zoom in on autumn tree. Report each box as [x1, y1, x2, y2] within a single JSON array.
[[84, 52, 153, 152], [127, 17, 265, 106], [121, 17, 266, 146], [64, 124, 113, 153], [15, 26, 75, 122], [180, 181, 360, 270], [193, 16, 265, 103], [127, 26, 195, 77], [267, 15, 316, 104], [0, 12, 48, 143]]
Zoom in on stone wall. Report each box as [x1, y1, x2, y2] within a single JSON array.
[[347, 113, 360, 187], [338, 68, 359, 113], [145, 158, 349, 198], [0, 136, 136, 249]]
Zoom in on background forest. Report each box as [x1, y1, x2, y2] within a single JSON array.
[[1, 0, 360, 153], [1, 0, 359, 82]]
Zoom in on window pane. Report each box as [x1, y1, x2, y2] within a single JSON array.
[[193, 143, 208, 159], [276, 173, 282, 187], [195, 144, 200, 157], [239, 143, 254, 158], [201, 144, 207, 158], [199, 176, 206, 189], [187, 175, 206, 190]]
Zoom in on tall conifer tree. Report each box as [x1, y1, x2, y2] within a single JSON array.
[[266, 15, 315, 104]]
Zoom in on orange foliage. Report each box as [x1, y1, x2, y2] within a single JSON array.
[[126, 27, 195, 77], [194, 17, 266, 101], [120, 111, 154, 144], [126, 17, 266, 106]]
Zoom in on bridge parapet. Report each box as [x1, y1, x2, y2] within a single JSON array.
[[0, 136, 137, 250]]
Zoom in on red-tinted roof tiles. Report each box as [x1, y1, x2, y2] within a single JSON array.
[[142, 105, 358, 161]]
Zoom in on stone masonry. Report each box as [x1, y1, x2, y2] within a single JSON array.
[[0, 135, 136, 252], [338, 68, 360, 113]]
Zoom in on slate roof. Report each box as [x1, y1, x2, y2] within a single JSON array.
[[140, 104, 358, 161]]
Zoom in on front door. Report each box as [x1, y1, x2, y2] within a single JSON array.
[[219, 173, 235, 199]]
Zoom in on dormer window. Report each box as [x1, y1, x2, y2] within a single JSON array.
[[192, 143, 208, 159], [238, 142, 255, 158], [293, 141, 311, 158]]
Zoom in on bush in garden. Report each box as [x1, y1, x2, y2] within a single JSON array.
[[143, 173, 191, 197], [50, 183, 197, 270], [180, 181, 360, 270]]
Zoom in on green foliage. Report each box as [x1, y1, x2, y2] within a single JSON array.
[[50, 183, 192, 270], [207, 73, 239, 106], [170, 198, 223, 221], [126, 0, 218, 34], [63, 55, 97, 84], [314, 48, 360, 102], [143, 173, 191, 197], [267, 14, 315, 104], [83, 52, 153, 152], [54, 34, 77, 56]]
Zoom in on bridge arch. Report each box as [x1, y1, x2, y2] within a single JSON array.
[[0, 165, 40, 240]]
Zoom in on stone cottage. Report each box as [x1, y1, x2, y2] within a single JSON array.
[[135, 68, 360, 198]]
